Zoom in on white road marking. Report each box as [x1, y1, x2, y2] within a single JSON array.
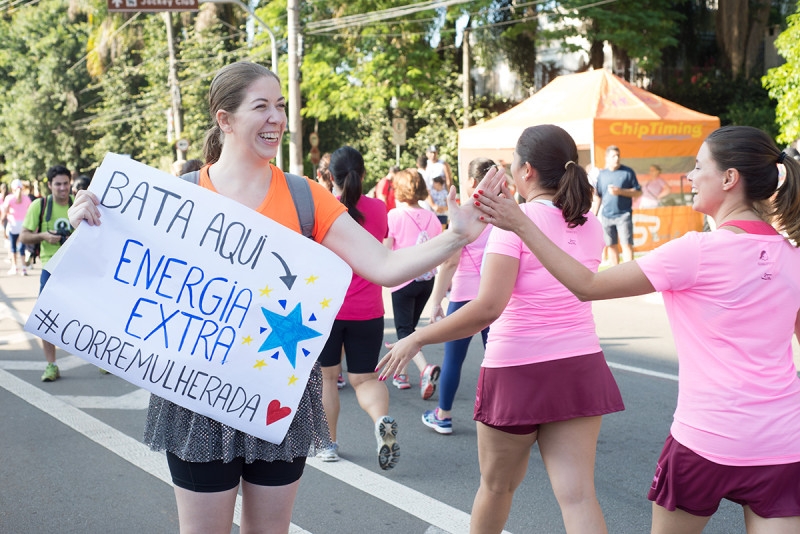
[[0, 368, 312, 533], [607, 361, 678, 382], [56, 387, 151, 409], [0, 301, 28, 324], [307, 456, 512, 534], [0, 354, 684, 534], [0, 354, 90, 371]]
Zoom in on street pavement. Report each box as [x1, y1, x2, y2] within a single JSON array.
[[1, 243, 798, 534]]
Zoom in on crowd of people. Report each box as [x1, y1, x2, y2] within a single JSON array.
[[8, 59, 799, 534]]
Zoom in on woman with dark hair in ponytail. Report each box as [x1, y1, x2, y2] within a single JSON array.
[[379, 124, 623, 533], [316, 146, 400, 470], [473, 125, 800, 533]]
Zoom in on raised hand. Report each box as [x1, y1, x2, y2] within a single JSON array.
[[473, 180, 529, 232], [376, 334, 424, 382], [68, 190, 102, 228], [447, 166, 506, 243]]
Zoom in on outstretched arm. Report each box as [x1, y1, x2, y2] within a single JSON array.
[[377, 252, 517, 380], [323, 167, 506, 288], [474, 183, 655, 301]]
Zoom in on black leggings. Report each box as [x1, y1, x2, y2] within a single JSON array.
[[390, 279, 435, 339]]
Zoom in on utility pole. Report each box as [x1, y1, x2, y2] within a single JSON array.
[[287, 0, 303, 176], [462, 27, 470, 129], [164, 11, 185, 161]]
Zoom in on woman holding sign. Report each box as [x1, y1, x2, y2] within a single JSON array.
[[68, 61, 503, 534], [471, 125, 800, 533]]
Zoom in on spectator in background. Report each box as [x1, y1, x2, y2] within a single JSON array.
[[72, 175, 92, 195], [593, 146, 641, 264], [181, 159, 204, 175], [2, 179, 32, 276], [171, 159, 187, 177], [424, 145, 454, 191], [384, 169, 442, 398], [316, 146, 398, 469], [20, 166, 73, 381], [426, 176, 449, 229], [376, 165, 398, 211], [421, 157, 495, 435], [416, 154, 429, 189], [314, 153, 333, 192], [636, 164, 671, 209]]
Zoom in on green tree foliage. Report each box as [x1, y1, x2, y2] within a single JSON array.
[[0, 0, 95, 180], [763, 2, 800, 144], [540, 0, 681, 73]]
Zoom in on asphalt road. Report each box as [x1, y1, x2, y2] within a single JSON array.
[[1, 245, 798, 534]]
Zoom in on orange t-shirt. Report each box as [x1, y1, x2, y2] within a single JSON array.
[[199, 164, 346, 243]]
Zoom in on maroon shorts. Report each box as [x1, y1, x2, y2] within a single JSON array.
[[648, 434, 800, 518], [474, 351, 624, 435]]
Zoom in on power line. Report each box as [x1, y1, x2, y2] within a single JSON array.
[[305, 0, 474, 33]]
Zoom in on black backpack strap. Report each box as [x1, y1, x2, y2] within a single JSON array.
[[36, 196, 46, 232], [44, 195, 54, 223], [284, 173, 315, 239]]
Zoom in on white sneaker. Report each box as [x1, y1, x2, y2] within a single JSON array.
[[7, 266, 17, 275], [316, 442, 339, 462], [375, 416, 400, 470]]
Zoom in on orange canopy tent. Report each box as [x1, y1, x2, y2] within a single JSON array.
[[457, 69, 720, 186]]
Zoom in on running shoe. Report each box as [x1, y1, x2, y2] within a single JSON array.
[[422, 408, 453, 434], [337, 373, 346, 390], [41, 363, 60, 382], [375, 416, 400, 470], [392, 374, 411, 390], [316, 442, 340, 462], [419, 364, 441, 400], [7, 266, 17, 275]]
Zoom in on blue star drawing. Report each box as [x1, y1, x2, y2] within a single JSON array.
[[258, 303, 322, 368]]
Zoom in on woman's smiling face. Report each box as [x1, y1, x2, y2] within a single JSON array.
[[688, 142, 726, 216], [226, 75, 286, 162]]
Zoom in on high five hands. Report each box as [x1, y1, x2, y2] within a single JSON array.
[[472, 179, 528, 232], [376, 165, 508, 381]]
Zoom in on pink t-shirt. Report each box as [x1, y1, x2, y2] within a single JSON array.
[[449, 225, 491, 302], [3, 194, 32, 234], [637, 230, 800, 466], [337, 195, 388, 321], [386, 206, 442, 292], [482, 202, 603, 368]]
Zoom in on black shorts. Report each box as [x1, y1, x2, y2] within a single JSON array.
[[317, 317, 384, 374], [166, 453, 306, 493]]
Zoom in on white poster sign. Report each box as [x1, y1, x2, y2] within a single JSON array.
[[25, 153, 352, 444]]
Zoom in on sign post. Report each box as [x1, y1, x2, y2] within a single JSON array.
[[391, 118, 407, 167], [107, 0, 199, 11]]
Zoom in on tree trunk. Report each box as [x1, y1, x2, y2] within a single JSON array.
[[716, 0, 771, 78], [589, 39, 605, 70], [745, 0, 772, 78], [716, 0, 748, 77]]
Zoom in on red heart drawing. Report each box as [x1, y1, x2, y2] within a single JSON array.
[[266, 399, 292, 425]]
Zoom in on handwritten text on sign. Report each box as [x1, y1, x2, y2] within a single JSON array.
[[25, 153, 351, 444]]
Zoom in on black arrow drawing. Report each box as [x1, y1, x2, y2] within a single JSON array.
[[272, 251, 297, 289]]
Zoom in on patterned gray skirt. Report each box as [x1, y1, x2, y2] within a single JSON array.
[[143, 363, 331, 463]]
